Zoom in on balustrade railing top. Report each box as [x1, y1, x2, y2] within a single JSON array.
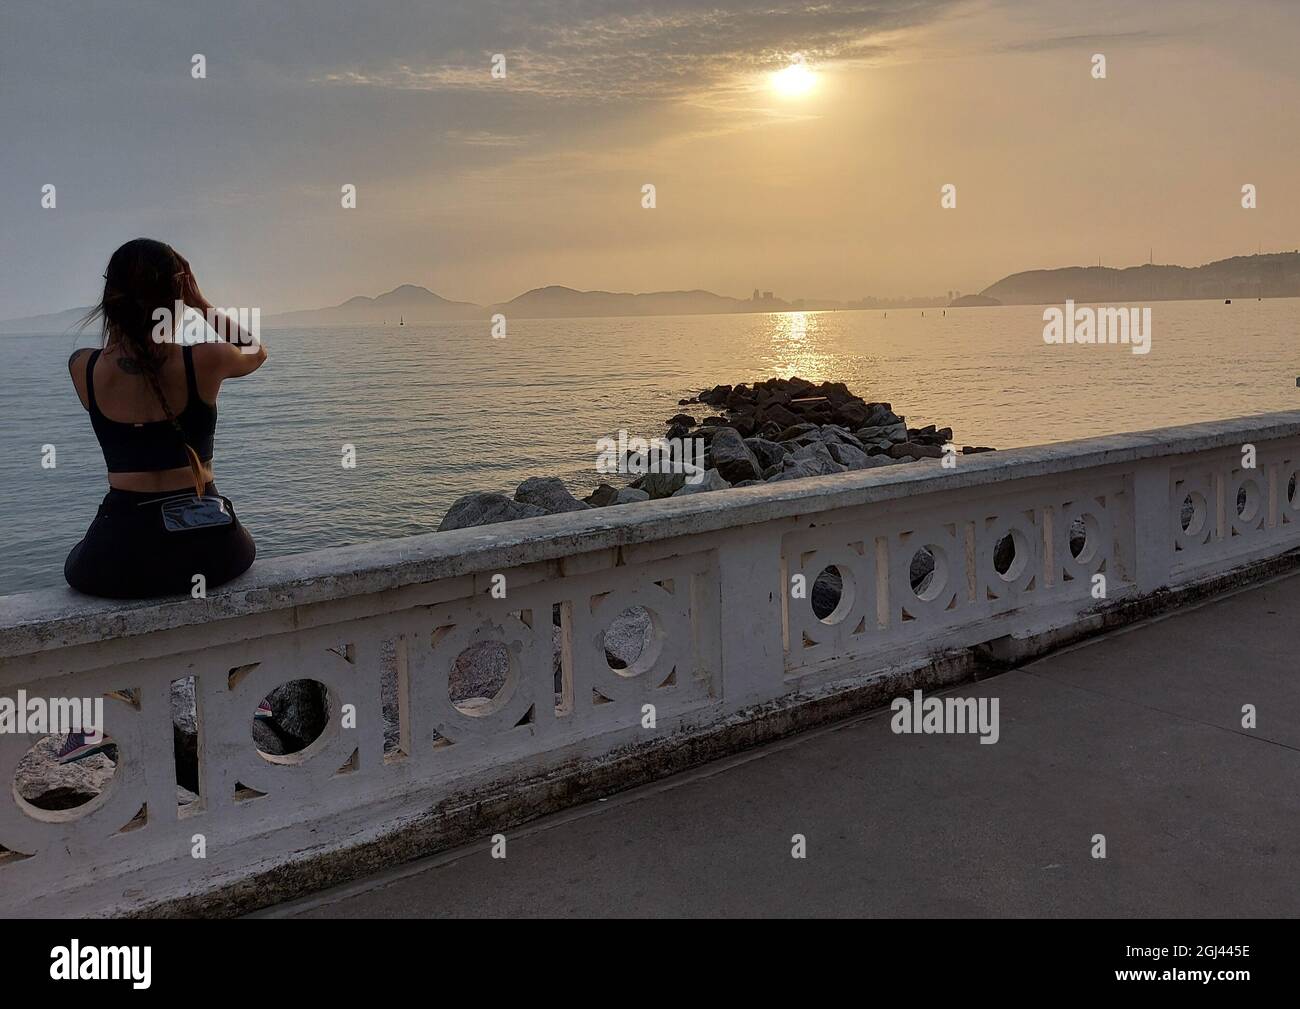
[[5, 410, 1300, 660]]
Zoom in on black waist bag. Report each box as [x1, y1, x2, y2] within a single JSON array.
[[143, 492, 235, 532]]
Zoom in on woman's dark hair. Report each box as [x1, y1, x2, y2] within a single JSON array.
[[80, 238, 207, 492], [81, 237, 185, 362]]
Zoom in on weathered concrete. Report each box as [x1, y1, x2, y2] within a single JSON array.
[[268, 573, 1300, 918]]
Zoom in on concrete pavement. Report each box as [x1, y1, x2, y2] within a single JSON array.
[[265, 573, 1300, 918]]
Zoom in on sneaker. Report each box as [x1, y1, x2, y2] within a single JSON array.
[[55, 731, 115, 764], [255, 699, 274, 721]]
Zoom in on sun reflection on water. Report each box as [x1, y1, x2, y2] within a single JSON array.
[[765, 311, 837, 380]]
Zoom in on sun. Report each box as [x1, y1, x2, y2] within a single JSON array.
[[771, 59, 816, 98]]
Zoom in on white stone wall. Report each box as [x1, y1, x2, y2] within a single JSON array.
[[3, 412, 1300, 916]]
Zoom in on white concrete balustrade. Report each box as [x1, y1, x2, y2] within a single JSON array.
[[3, 412, 1300, 916]]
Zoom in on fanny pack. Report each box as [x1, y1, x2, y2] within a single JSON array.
[[145, 492, 235, 532], [164, 494, 232, 532]]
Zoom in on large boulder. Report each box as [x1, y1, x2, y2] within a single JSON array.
[[615, 487, 650, 504], [707, 427, 762, 484], [672, 468, 730, 495], [266, 679, 331, 751], [439, 492, 548, 531], [767, 458, 828, 483], [721, 413, 758, 438], [855, 426, 897, 454], [828, 442, 873, 470], [1068, 516, 1088, 557], [604, 607, 654, 668], [585, 483, 620, 507], [775, 423, 820, 442], [864, 403, 901, 428], [515, 476, 591, 514], [725, 384, 754, 410], [833, 399, 870, 428], [449, 641, 510, 706], [811, 567, 843, 619], [791, 441, 844, 476], [759, 403, 800, 429], [745, 437, 787, 471], [637, 471, 687, 499], [818, 425, 865, 450], [171, 676, 197, 737], [888, 442, 943, 460], [909, 547, 936, 593]]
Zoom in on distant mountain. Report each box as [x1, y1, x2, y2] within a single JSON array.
[[266, 284, 483, 326], [0, 305, 92, 335], [493, 285, 750, 319], [24, 254, 1294, 333], [981, 252, 1300, 305]]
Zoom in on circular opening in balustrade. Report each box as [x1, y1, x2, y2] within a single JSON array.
[[1067, 513, 1101, 564], [448, 642, 513, 716], [253, 679, 331, 756], [603, 605, 657, 677], [811, 565, 854, 624], [1237, 481, 1261, 523], [13, 733, 118, 813], [992, 530, 1030, 581], [1180, 492, 1207, 536], [909, 546, 946, 601]]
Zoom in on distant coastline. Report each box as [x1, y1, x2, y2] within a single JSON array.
[[6, 251, 1300, 333], [980, 252, 1300, 307]]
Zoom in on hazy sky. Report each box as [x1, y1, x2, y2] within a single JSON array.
[[3, 0, 1299, 316]]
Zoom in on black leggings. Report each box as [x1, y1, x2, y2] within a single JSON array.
[[64, 483, 256, 599]]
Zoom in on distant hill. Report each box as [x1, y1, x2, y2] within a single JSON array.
[[0, 306, 92, 335], [493, 286, 750, 319], [18, 253, 1295, 332], [949, 293, 1001, 308], [1, 284, 870, 333], [266, 284, 483, 326], [981, 252, 1300, 305]]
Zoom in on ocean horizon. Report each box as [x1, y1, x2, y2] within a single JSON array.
[[3, 296, 1297, 597]]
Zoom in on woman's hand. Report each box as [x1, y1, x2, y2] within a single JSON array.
[[175, 254, 212, 313]]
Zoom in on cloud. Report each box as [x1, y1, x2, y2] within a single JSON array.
[[999, 30, 1173, 53], [312, 1, 964, 102], [444, 129, 534, 147]]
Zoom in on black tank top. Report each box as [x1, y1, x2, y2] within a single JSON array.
[[87, 345, 218, 472]]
